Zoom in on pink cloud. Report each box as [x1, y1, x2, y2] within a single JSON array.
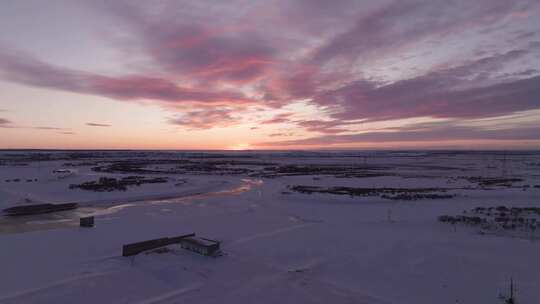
[[102, 3, 277, 85]]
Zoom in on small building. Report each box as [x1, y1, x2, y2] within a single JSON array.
[[180, 236, 220, 256], [80, 216, 94, 227], [3, 203, 78, 216]]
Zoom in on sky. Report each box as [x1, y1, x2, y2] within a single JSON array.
[[0, 0, 539, 150]]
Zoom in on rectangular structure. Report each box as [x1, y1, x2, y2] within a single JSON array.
[[3, 203, 78, 216], [180, 236, 220, 256], [122, 233, 195, 257], [80, 216, 94, 227]]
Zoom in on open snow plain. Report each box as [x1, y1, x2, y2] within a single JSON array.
[[0, 150, 539, 303]]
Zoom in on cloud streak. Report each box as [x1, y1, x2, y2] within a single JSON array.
[[86, 123, 112, 127], [0, 118, 71, 132]]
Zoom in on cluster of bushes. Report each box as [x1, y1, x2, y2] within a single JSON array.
[[383, 193, 454, 200], [257, 164, 390, 178], [93, 162, 163, 174], [289, 185, 455, 201], [175, 163, 251, 175], [70, 176, 168, 192], [4, 178, 37, 183], [439, 206, 540, 232], [471, 206, 540, 215], [92, 159, 256, 176], [63, 161, 100, 167], [462, 176, 523, 188], [5, 179, 21, 182], [438, 215, 486, 225]]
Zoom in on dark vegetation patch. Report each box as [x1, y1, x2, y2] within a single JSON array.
[[4, 178, 27, 183], [398, 163, 470, 171], [289, 185, 455, 200], [63, 161, 102, 167], [92, 159, 274, 175], [92, 162, 170, 174], [456, 176, 524, 188], [256, 164, 392, 178], [69, 176, 168, 192], [438, 206, 540, 235], [1, 163, 29, 167], [185, 154, 255, 159]]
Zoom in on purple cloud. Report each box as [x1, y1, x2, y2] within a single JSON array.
[[297, 120, 350, 134], [311, 0, 531, 64], [311, 50, 540, 124], [0, 50, 253, 105], [259, 123, 540, 147]]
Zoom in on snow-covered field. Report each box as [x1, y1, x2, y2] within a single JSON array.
[[0, 150, 539, 303]]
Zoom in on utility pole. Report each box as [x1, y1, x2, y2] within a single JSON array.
[[503, 277, 515, 304]]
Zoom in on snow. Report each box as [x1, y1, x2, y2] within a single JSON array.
[[0, 151, 539, 303]]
